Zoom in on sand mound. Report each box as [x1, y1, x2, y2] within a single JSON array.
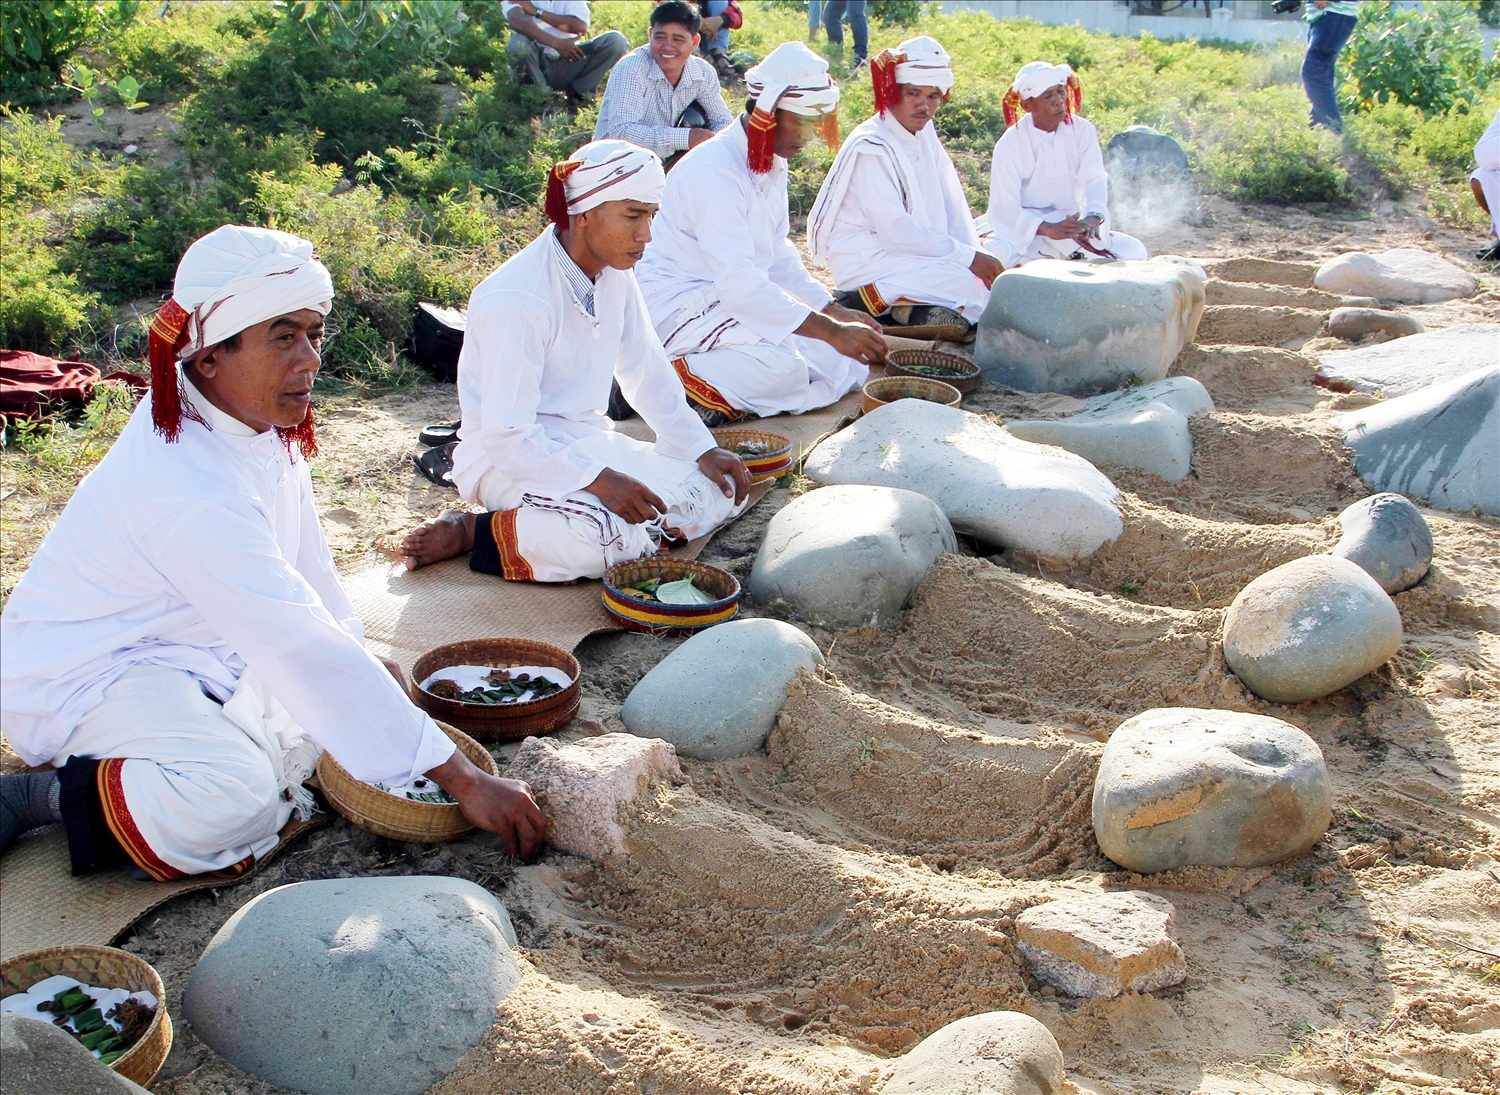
[[1172, 345, 1323, 414], [1197, 306, 1325, 347], [1205, 280, 1349, 309]]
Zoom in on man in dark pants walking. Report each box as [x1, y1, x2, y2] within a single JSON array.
[[1301, 0, 1359, 132], [822, 0, 868, 68]]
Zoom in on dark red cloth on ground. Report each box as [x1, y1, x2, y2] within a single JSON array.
[[0, 349, 147, 419]]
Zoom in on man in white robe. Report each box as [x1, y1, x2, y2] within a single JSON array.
[[635, 41, 886, 424], [1472, 107, 1500, 263], [807, 36, 1000, 334], [400, 140, 751, 582], [0, 226, 546, 875], [983, 61, 1147, 269]]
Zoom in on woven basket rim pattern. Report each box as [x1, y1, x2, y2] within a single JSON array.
[[412, 638, 580, 714], [885, 349, 979, 375], [710, 427, 793, 454], [864, 375, 963, 405], [603, 558, 741, 610]]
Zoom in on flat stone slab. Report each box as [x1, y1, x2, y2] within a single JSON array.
[[975, 256, 1205, 394], [506, 733, 679, 860], [1195, 305, 1325, 348], [748, 484, 956, 629], [1092, 708, 1333, 873], [1007, 376, 1214, 482], [0, 1013, 153, 1095], [804, 399, 1123, 558], [1222, 556, 1403, 704], [1332, 493, 1433, 594], [882, 1010, 1065, 1095], [1200, 257, 1316, 288], [184, 877, 519, 1095], [1317, 324, 1499, 397], [1016, 890, 1186, 998], [1314, 248, 1477, 304], [1328, 307, 1424, 342], [1335, 365, 1499, 517], [621, 618, 823, 760]]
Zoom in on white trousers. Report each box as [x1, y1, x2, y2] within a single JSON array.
[[56, 664, 289, 878], [1473, 168, 1500, 238], [684, 335, 868, 419]]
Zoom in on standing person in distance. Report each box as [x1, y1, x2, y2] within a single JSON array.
[[1298, 0, 1359, 133]]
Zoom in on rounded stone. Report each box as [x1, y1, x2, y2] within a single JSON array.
[[882, 1010, 1065, 1095], [1222, 555, 1403, 704], [1105, 125, 1190, 176], [0, 1013, 153, 1095], [1332, 493, 1433, 594], [620, 618, 823, 760], [1313, 248, 1476, 305], [1092, 708, 1333, 874], [1328, 307, 1424, 342], [183, 876, 520, 1095], [748, 485, 956, 629]]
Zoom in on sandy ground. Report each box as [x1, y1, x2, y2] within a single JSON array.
[[3, 189, 1497, 1094]]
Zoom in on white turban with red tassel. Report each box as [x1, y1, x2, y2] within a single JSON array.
[[744, 42, 841, 174], [544, 139, 666, 229], [1003, 61, 1082, 128], [871, 36, 954, 115], [147, 225, 333, 457]]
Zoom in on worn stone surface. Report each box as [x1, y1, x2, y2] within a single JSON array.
[[1317, 324, 1498, 397], [183, 877, 519, 1095], [1335, 366, 1499, 517], [1092, 708, 1333, 873], [1015, 891, 1186, 998], [975, 256, 1205, 394], [506, 733, 679, 860], [1328, 307, 1424, 342], [748, 484, 956, 629], [0, 1013, 153, 1095], [1313, 248, 1477, 304], [1200, 257, 1316, 288], [1105, 125, 1189, 175], [804, 399, 1122, 558], [1006, 376, 1214, 482], [882, 1010, 1065, 1095], [1222, 556, 1403, 704], [1195, 305, 1325, 348], [620, 619, 823, 760], [1332, 493, 1433, 594]]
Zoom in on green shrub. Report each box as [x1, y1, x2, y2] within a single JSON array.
[[103, 2, 263, 101], [1, 0, 141, 101], [1198, 91, 1351, 203], [1340, 1, 1497, 116]]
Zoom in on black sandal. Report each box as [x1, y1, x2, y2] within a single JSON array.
[[414, 441, 457, 488], [418, 420, 460, 447]]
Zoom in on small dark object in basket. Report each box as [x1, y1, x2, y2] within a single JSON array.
[[411, 303, 466, 383], [428, 679, 464, 701], [108, 999, 156, 1046]]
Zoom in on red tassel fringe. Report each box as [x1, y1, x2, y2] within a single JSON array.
[[1002, 88, 1021, 128], [277, 407, 318, 460], [147, 298, 191, 442], [544, 163, 572, 229], [871, 49, 901, 116], [1066, 73, 1082, 119], [747, 107, 777, 174]]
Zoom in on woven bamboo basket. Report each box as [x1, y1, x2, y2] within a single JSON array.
[[603, 558, 740, 635], [883, 349, 981, 394], [862, 375, 963, 415], [710, 427, 794, 483], [1, 944, 172, 1087], [410, 639, 581, 740], [317, 721, 496, 842]]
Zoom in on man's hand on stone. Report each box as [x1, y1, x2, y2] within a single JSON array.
[[1037, 216, 1091, 242], [425, 751, 547, 860], [588, 467, 667, 524], [969, 250, 1005, 287], [698, 447, 751, 504]]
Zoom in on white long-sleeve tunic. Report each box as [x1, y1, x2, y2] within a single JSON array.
[[451, 226, 716, 508], [809, 111, 987, 316], [1473, 108, 1500, 238], [0, 381, 455, 783]]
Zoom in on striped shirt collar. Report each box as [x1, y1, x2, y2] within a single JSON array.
[[551, 226, 596, 317]]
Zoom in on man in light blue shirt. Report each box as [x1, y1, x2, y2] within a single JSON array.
[[1301, 0, 1360, 132]]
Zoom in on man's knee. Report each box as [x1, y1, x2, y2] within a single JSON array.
[[592, 29, 629, 63]]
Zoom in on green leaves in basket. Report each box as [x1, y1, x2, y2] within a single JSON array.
[[656, 578, 713, 605]]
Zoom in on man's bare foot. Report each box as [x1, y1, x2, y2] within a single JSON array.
[[401, 510, 477, 570]]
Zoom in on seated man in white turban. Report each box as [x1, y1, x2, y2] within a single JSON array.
[[807, 36, 1001, 338], [400, 140, 751, 582], [635, 41, 886, 425], [0, 225, 546, 875], [983, 61, 1147, 269], [1472, 107, 1500, 263]]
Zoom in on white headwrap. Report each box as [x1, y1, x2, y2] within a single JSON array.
[[889, 36, 954, 91], [171, 225, 334, 358], [557, 139, 666, 216], [1012, 61, 1074, 101], [745, 41, 841, 117]]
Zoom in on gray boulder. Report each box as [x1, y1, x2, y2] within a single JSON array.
[[1335, 366, 1499, 517], [1328, 307, 1424, 342], [803, 399, 1122, 559], [882, 1011, 1065, 1095], [1313, 248, 1476, 304], [1332, 493, 1433, 594], [1222, 556, 1403, 704], [748, 484, 956, 629], [1006, 375, 1214, 482], [0, 1013, 153, 1095], [1317, 324, 1498, 397], [1093, 708, 1331, 874], [620, 619, 823, 760], [975, 256, 1206, 394], [1105, 125, 1190, 175], [183, 877, 520, 1095]]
